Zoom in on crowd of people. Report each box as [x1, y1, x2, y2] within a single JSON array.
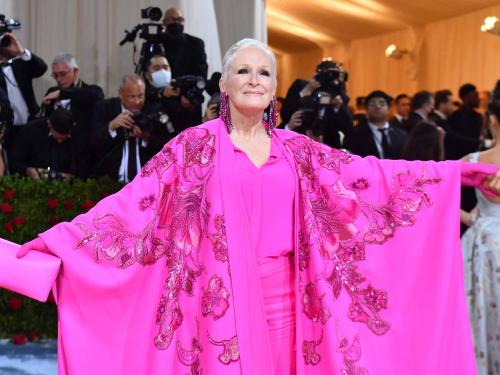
[[0, 7, 500, 373], [0, 7, 206, 182]]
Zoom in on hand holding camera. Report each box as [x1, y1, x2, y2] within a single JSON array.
[[109, 111, 134, 132], [42, 90, 61, 105], [0, 32, 23, 62]]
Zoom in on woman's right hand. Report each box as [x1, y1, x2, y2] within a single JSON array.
[[16, 237, 50, 258]]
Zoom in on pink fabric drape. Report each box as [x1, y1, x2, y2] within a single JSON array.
[[1, 118, 498, 374]]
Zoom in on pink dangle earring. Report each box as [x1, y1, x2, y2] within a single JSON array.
[[266, 96, 278, 137], [220, 92, 234, 133]]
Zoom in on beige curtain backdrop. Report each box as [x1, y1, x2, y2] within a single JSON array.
[[0, 0, 266, 101], [276, 3, 500, 100]]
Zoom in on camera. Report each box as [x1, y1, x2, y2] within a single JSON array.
[[0, 14, 21, 48], [131, 111, 169, 133], [119, 8, 165, 74], [313, 62, 348, 98], [297, 92, 335, 137], [171, 75, 206, 107]]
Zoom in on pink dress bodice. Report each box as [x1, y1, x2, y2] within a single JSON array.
[[231, 134, 295, 258]]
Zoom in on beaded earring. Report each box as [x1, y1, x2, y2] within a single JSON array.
[[266, 96, 278, 137], [219, 92, 233, 133]]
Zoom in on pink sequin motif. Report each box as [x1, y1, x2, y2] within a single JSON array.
[[208, 215, 228, 263], [285, 136, 440, 340], [337, 331, 368, 375], [302, 283, 331, 325], [303, 331, 323, 366], [177, 336, 202, 375], [201, 275, 230, 320], [208, 333, 240, 365]]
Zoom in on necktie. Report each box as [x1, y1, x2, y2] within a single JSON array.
[[378, 128, 392, 159], [127, 137, 137, 181]]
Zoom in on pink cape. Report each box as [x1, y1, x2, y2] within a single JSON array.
[[1, 118, 497, 374]]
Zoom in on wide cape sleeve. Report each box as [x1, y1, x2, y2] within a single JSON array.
[[279, 132, 499, 375]]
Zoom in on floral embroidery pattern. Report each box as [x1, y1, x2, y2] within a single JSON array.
[[303, 331, 323, 366], [141, 145, 176, 178], [337, 326, 368, 375], [302, 283, 331, 325], [208, 215, 228, 263], [207, 333, 240, 365], [177, 336, 202, 375], [177, 127, 216, 180], [201, 275, 230, 320], [138, 194, 156, 211], [285, 135, 441, 345]]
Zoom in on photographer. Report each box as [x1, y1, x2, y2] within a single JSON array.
[[280, 60, 352, 148], [161, 7, 208, 79], [0, 28, 47, 152], [90, 74, 163, 182], [41, 53, 104, 177], [143, 54, 200, 141], [9, 108, 80, 179]]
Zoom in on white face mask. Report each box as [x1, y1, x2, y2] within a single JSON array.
[[151, 69, 172, 89]]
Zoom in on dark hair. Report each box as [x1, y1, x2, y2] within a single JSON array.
[[434, 90, 452, 107], [488, 80, 500, 119], [366, 90, 392, 106], [401, 121, 442, 161], [394, 93, 410, 104], [458, 83, 476, 99], [410, 91, 433, 111], [49, 108, 74, 134], [145, 54, 167, 71], [316, 60, 337, 72]]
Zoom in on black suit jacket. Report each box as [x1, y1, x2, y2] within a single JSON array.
[[9, 118, 80, 177], [0, 52, 47, 117], [343, 122, 407, 159], [44, 80, 104, 152], [445, 108, 482, 160], [280, 79, 307, 125], [162, 33, 208, 79], [90, 98, 161, 180], [0, 86, 12, 124], [401, 111, 425, 133]]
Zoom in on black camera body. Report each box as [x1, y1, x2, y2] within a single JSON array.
[[171, 75, 206, 107], [0, 14, 21, 47], [314, 64, 348, 98], [131, 111, 169, 134]]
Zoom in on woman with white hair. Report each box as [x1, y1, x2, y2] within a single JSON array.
[[3, 38, 500, 374]]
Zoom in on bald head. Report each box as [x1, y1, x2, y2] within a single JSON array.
[[163, 7, 185, 36]]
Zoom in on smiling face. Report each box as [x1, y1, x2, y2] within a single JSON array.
[[219, 46, 276, 117]]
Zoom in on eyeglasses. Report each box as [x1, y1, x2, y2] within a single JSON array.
[[51, 70, 71, 79], [367, 100, 388, 107], [165, 16, 185, 23]]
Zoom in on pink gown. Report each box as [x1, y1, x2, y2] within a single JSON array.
[[1, 118, 498, 374]]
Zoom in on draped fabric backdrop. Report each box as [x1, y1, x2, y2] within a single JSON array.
[[276, 3, 500, 100], [0, 0, 266, 100]]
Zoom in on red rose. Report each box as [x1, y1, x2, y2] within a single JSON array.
[[48, 216, 60, 226], [63, 199, 73, 211], [1, 202, 12, 214], [81, 199, 95, 211], [47, 198, 58, 210], [4, 188, 15, 201], [12, 216, 26, 226], [6, 296, 23, 311], [12, 333, 26, 345], [4, 222, 14, 233], [27, 331, 39, 342]]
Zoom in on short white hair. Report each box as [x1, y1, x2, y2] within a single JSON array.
[[52, 53, 79, 69], [221, 38, 276, 83]]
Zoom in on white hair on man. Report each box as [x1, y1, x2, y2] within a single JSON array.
[[52, 52, 79, 69], [118, 73, 145, 92], [221, 38, 277, 83]]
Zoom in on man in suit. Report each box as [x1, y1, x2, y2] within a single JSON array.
[[9, 108, 80, 179], [90, 74, 162, 182], [41, 53, 104, 177], [0, 32, 47, 150], [343, 90, 406, 159], [389, 93, 410, 130], [161, 7, 208, 80], [403, 91, 434, 133]]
